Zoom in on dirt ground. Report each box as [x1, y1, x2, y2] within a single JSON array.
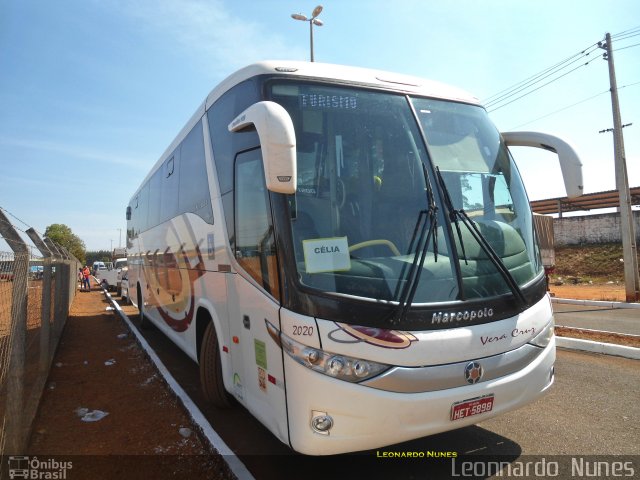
[[548, 282, 628, 302], [26, 284, 234, 480]]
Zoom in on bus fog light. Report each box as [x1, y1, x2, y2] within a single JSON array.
[[311, 411, 333, 435], [304, 348, 320, 365], [280, 331, 390, 382], [326, 356, 345, 376], [353, 360, 370, 378]]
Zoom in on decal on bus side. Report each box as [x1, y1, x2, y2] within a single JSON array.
[[329, 323, 418, 349], [142, 240, 206, 332]]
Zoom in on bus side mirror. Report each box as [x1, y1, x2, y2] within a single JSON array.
[[126, 206, 132, 221], [228, 101, 297, 194], [502, 131, 584, 198]]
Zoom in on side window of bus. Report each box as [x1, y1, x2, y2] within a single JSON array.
[[161, 153, 180, 222], [179, 120, 214, 224], [148, 169, 162, 228], [234, 149, 280, 301], [130, 183, 149, 237]]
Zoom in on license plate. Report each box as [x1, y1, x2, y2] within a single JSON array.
[[450, 394, 494, 421]]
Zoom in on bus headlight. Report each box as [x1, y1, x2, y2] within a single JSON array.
[[281, 334, 390, 383], [528, 320, 554, 348]]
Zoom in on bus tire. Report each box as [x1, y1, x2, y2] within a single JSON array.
[[200, 322, 233, 408], [137, 285, 152, 330]]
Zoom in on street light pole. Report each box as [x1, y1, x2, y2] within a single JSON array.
[[291, 5, 324, 62]]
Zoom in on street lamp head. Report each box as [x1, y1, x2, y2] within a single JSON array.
[[291, 5, 324, 62]]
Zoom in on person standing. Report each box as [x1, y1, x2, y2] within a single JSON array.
[[83, 265, 91, 291]]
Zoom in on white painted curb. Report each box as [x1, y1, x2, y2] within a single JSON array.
[[103, 289, 255, 480], [552, 297, 640, 309], [556, 336, 640, 360]]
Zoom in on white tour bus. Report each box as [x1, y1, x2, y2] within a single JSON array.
[[126, 61, 582, 455]]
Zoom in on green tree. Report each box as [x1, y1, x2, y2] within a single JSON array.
[[44, 224, 86, 263], [85, 250, 112, 265]]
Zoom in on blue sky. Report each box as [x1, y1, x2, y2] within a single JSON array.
[[1, 1, 639, 251]]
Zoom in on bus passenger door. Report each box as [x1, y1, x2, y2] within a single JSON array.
[[227, 148, 289, 446]]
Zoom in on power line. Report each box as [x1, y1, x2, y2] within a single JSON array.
[[507, 80, 640, 129], [508, 90, 609, 129], [611, 26, 640, 41], [611, 25, 640, 38], [483, 44, 600, 106], [615, 41, 640, 52], [487, 56, 601, 112], [484, 27, 640, 112]]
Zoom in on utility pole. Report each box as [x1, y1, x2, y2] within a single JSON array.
[[599, 32, 640, 302]]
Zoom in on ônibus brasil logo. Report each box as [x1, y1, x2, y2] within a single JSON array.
[[7, 456, 72, 479]]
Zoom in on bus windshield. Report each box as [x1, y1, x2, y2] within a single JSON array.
[[270, 82, 542, 306]]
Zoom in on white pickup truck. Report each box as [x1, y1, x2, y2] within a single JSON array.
[[95, 258, 128, 294]]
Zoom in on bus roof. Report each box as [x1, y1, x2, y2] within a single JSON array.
[[131, 61, 481, 200], [205, 60, 480, 110]]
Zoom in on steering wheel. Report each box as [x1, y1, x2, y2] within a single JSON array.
[[349, 239, 401, 256]]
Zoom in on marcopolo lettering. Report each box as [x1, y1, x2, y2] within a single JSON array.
[[432, 308, 494, 324]]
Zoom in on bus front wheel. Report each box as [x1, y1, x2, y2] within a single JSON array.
[[200, 322, 233, 408]]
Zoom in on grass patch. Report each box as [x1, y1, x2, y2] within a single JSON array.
[[551, 243, 639, 283]]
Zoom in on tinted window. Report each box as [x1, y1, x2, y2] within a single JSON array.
[[135, 182, 149, 235], [207, 79, 261, 243], [208, 79, 261, 195], [234, 149, 280, 300], [148, 168, 162, 228], [161, 152, 180, 223], [179, 120, 213, 224]]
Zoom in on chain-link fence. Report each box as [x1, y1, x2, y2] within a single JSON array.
[[0, 207, 80, 456]]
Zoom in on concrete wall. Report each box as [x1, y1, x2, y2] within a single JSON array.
[[554, 211, 640, 245]]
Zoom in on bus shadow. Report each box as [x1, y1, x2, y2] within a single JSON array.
[[277, 426, 522, 480]]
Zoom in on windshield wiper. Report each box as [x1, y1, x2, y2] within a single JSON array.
[[435, 167, 526, 305], [389, 164, 438, 325]]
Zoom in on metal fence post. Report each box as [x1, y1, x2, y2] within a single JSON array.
[[44, 238, 65, 350], [0, 209, 29, 454], [26, 228, 53, 372]]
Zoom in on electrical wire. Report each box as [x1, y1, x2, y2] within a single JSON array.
[[611, 26, 640, 41], [507, 80, 640, 130], [483, 44, 600, 107], [508, 90, 609, 129], [483, 27, 640, 113], [614, 41, 640, 52], [487, 56, 601, 113]]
